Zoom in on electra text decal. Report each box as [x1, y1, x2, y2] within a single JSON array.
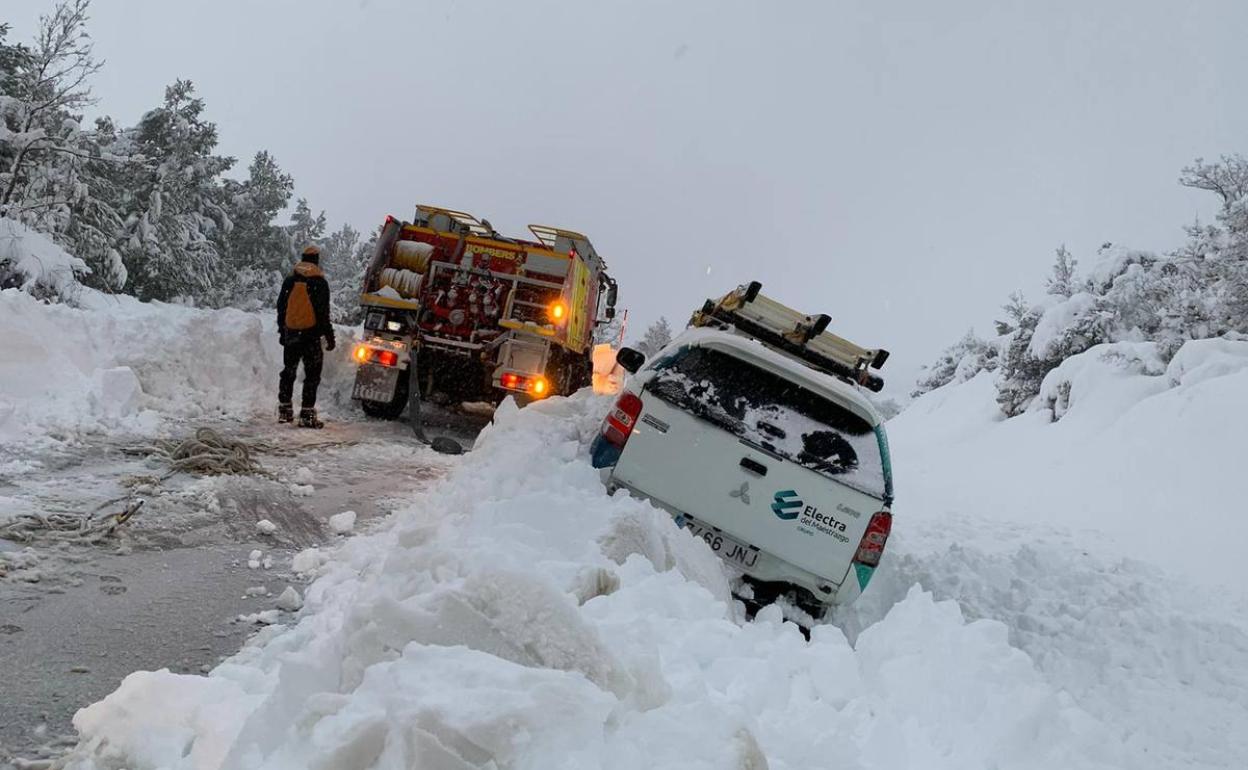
[[795, 505, 851, 544]]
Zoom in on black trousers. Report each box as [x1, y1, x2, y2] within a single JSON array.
[[279, 333, 324, 408]]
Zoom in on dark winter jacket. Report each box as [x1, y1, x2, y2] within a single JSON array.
[[277, 261, 335, 346]]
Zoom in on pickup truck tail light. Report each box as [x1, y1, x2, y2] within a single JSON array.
[[601, 392, 643, 447], [853, 510, 892, 567]]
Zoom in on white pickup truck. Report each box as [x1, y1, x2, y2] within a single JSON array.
[[590, 283, 894, 621]]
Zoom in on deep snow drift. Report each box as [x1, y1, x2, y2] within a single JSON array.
[[62, 393, 1132, 770]]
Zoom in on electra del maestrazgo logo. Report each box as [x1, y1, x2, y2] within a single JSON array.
[[771, 490, 803, 520]]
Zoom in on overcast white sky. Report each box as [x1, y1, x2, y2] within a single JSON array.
[[8, 0, 1248, 391]]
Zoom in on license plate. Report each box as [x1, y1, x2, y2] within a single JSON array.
[[681, 517, 760, 569], [353, 364, 400, 402]]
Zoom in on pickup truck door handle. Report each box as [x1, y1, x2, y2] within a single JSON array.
[[739, 457, 768, 476]]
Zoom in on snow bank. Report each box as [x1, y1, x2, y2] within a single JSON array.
[[0, 289, 357, 446], [1032, 340, 1168, 423], [864, 337, 1248, 769], [0, 216, 89, 298], [894, 336, 1248, 588], [63, 393, 1127, 770]]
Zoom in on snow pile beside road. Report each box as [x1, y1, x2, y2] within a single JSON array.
[[64, 394, 1124, 770], [0, 289, 357, 445]]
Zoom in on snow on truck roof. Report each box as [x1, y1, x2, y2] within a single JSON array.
[[664, 327, 884, 427]]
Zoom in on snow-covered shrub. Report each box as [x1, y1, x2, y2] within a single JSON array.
[[0, 215, 89, 301], [921, 155, 1248, 418], [912, 330, 999, 398], [1032, 341, 1166, 421]]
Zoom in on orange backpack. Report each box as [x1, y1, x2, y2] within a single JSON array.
[[284, 263, 323, 330]]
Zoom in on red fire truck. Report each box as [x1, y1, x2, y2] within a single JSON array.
[[351, 205, 618, 418]]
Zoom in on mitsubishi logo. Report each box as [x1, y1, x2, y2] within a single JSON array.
[[729, 482, 751, 505]]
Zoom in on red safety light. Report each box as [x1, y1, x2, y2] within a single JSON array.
[[376, 350, 398, 367], [385, 215, 396, 226], [601, 392, 643, 447], [854, 511, 893, 567], [501, 372, 523, 390]]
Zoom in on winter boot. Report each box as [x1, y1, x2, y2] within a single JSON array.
[[298, 407, 324, 429], [278, 403, 294, 423]]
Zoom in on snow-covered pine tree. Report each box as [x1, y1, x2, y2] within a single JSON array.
[[213, 150, 294, 307], [287, 197, 326, 256], [994, 302, 1046, 417], [636, 317, 673, 356], [118, 80, 235, 301], [1046, 245, 1077, 298], [61, 115, 130, 292], [322, 222, 372, 323], [1178, 155, 1248, 334]]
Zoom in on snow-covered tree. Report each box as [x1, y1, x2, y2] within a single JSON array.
[[118, 80, 235, 301], [0, 0, 103, 221], [287, 197, 326, 256], [0, 3, 132, 293], [210, 150, 294, 307], [636, 316, 673, 356], [60, 115, 130, 291], [1046, 245, 1077, 298], [1177, 155, 1248, 326], [912, 329, 998, 398], [994, 303, 1045, 417], [1180, 156, 1248, 215], [322, 222, 373, 323]]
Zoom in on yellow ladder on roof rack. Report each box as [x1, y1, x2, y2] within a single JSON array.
[[690, 281, 890, 392]]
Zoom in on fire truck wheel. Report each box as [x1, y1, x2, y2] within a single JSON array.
[[553, 352, 593, 396]]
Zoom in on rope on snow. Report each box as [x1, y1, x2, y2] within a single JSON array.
[[0, 499, 144, 545]]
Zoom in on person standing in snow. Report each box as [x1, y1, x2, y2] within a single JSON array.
[[276, 245, 336, 428]]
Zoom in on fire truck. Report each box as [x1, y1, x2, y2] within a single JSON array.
[[351, 205, 618, 418]]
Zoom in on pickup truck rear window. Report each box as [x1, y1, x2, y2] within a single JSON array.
[[647, 346, 888, 499]]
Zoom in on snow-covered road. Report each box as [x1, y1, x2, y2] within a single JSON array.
[[0, 415, 459, 760]]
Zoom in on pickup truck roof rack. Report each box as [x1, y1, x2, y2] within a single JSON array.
[[689, 281, 890, 393]]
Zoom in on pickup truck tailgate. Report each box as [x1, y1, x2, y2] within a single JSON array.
[[611, 395, 877, 585]]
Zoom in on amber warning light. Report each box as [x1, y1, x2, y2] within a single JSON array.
[[499, 372, 551, 398], [353, 345, 398, 367]]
